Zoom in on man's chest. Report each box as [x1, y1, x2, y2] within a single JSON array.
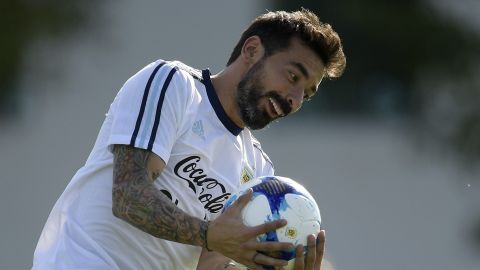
[[156, 115, 256, 216]]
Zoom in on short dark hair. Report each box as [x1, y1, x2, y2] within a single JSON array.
[[227, 8, 346, 78]]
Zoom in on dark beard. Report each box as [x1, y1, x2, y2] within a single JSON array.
[[236, 59, 291, 130]]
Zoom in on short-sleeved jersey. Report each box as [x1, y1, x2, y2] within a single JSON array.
[[32, 60, 274, 270]]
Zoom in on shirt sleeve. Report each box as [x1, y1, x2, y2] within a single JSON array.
[[107, 60, 200, 164]]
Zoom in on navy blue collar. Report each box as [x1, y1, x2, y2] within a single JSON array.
[[201, 69, 243, 136]]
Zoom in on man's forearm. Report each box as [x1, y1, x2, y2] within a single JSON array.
[[112, 144, 208, 248]]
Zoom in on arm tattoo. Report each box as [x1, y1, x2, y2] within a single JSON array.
[[151, 170, 160, 180], [112, 144, 208, 248]]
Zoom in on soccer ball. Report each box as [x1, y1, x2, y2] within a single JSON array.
[[223, 176, 321, 270]]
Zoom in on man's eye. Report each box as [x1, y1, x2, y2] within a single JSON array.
[[289, 72, 298, 82]]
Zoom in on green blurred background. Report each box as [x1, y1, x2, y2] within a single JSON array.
[[0, 0, 479, 269]]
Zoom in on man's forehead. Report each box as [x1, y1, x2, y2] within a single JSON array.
[[288, 38, 324, 70]]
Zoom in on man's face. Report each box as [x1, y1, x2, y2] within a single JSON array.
[[236, 38, 325, 130], [236, 57, 285, 130]]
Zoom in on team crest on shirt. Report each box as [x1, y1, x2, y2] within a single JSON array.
[[240, 163, 254, 184]]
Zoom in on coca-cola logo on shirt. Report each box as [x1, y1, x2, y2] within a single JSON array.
[[174, 156, 231, 213]]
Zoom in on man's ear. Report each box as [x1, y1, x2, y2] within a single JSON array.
[[240, 36, 265, 66]]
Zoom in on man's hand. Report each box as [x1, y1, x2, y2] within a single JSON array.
[[206, 189, 294, 270], [293, 230, 326, 270], [196, 249, 241, 270]]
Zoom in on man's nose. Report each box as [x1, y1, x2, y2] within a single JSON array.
[[286, 88, 304, 113]]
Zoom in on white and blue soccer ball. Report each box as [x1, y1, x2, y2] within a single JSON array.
[[223, 176, 321, 270]]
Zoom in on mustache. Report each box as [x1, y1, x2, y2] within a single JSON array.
[[263, 91, 292, 116]]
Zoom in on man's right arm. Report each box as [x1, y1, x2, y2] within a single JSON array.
[[112, 144, 209, 247], [111, 144, 292, 270]]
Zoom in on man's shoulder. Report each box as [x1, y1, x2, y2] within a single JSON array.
[[169, 60, 203, 81], [152, 60, 203, 86], [159, 60, 207, 96], [114, 59, 206, 116], [138, 59, 202, 83], [133, 59, 205, 102]]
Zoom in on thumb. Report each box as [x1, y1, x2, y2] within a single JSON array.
[[231, 188, 253, 211]]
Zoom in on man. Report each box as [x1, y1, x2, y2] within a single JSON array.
[[32, 8, 345, 270]]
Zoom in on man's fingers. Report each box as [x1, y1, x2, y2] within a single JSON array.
[[315, 230, 326, 268], [317, 230, 325, 253], [245, 253, 288, 270], [232, 189, 253, 210], [294, 245, 305, 269], [244, 240, 294, 252], [305, 234, 317, 269], [247, 218, 287, 238]]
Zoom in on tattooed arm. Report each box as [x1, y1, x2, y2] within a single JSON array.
[[112, 144, 292, 270], [111, 144, 209, 247]]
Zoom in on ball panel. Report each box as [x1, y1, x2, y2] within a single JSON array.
[[242, 194, 271, 226], [284, 193, 321, 222]]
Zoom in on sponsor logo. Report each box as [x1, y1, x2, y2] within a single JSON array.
[[174, 156, 230, 213]]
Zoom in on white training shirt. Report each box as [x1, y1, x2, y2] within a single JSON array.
[[32, 60, 274, 270]]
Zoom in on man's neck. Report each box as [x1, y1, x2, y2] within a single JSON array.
[[210, 67, 245, 128]]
